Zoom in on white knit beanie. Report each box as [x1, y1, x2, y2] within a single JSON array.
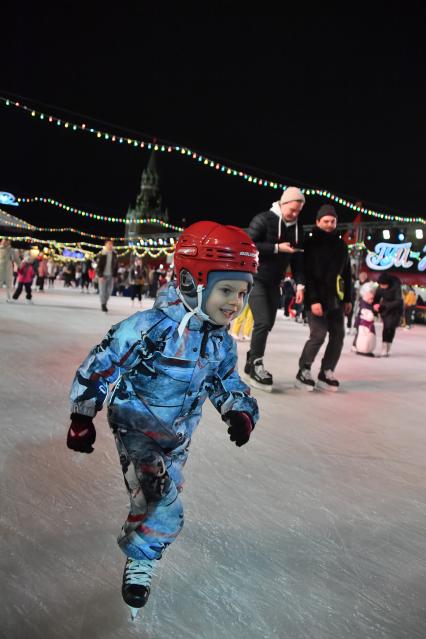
[[280, 186, 305, 205]]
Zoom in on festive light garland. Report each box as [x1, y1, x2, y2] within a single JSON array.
[[0, 207, 36, 230], [16, 196, 185, 230], [0, 234, 176, 257], [2, 96, 424, 225], [2, 219, 178, 243]]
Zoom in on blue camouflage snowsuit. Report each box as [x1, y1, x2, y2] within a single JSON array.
[[70, 282, 259, 562]]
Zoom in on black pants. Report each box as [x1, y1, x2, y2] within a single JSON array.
[[13, 282, 32, 300], [248, 280, 280, 360], [382, 319, 398, 343], [131, 284, 142, 301], [283, 295, 293, 317], [404, 306, 416, 328], [299, 307, 345, 372]]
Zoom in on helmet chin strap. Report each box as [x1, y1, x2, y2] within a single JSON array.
[[176, 284, 220, 337]]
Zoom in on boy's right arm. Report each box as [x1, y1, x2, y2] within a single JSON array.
[[67, 314, 144, 453]]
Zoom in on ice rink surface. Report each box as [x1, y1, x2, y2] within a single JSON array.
[[1, 287, 425, 639]]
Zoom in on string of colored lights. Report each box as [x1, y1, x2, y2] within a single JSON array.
[[0, 233, 176, 258], [0, 208, 36, 230], [16, 196, 185, 229], [2, 96, 424, 225], [2, 219, 178, 243], [0, 233, 175, 250]]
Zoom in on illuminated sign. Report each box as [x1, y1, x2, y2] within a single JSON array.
[[366, 242, 426, 272], [0, 191, 19, 206], [62, 248, 84, 259]]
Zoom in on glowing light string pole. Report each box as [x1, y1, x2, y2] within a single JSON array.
[[2, 96, 424, 225]]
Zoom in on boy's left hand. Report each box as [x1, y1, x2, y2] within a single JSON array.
[[224, 411, 253, 447]]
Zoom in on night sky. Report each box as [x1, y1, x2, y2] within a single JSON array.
[[1, 5, 424, 241]]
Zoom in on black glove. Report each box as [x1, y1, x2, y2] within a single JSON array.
[[224, 411, 253, 447], [67, 413, 96, 454]]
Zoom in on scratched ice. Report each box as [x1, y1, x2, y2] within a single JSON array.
[[1, 288, 426, 639]]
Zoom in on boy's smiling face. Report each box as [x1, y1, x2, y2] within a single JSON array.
[[205, 279, 249, 325]]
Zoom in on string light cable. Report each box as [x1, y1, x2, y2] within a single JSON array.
[[1, 94, 424, 225]]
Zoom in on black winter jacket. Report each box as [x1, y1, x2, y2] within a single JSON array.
[[303, 228, 352, 311], [374, 276, 403, 327], [246, 210, 304, 287], [97, 251, 118, 277]]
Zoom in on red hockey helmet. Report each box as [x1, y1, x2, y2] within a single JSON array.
[[174, 221, 258, 287]]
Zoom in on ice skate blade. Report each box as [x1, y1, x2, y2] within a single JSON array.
[[129, 606, 140, 621], [294, 380, 315, 392], [246, 377, 273, 393], [317, 381, 339, 393]]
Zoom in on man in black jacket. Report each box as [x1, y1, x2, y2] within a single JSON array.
[[96, 240, 118, 312], [244, 186, 305, 391], [295, 205, 352, 392]]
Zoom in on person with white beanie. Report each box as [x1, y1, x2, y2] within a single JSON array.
[[244, 186, 306, 391]]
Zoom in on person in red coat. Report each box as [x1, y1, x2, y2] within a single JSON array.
[[12, 254, 35, 303]]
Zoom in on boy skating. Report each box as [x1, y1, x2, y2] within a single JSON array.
[[67, 222, 259, 617]]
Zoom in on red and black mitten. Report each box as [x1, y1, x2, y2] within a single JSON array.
[[67, 413, 96, 454], [224, 411, 253, 447]]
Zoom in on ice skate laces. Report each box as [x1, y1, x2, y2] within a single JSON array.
[[302, 369, 313, 381], [124, 558, 156, 588], [324, 370, 336, 381]]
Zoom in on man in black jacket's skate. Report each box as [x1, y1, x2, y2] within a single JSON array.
[[295, 205, 352, 392], [245, 187, 305, 392]]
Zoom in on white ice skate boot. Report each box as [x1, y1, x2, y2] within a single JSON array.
[[246, 357, 273, 392], [295, 368, 315, 391], [122, 556, 156, 619], [317, 369, 339, 392]]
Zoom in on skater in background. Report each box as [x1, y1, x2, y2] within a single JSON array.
[[352, 271, 370, 329], [47, 258, 57, 288], [96, 240, 118, 312], [295, 205, 352, 392], [67, 222, 259, 616], [36, 254, 48, 292], [0, 238, 19, 302], [403, 286, 417, 330], [11, 253, 35, 303], [129, 257, 147, 306], [80, 256, 92, 292], [352, 282, 376, 356], [373, 272, 403, 357], [245, 186, 305, 392], [230, 303, 254, 341]]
